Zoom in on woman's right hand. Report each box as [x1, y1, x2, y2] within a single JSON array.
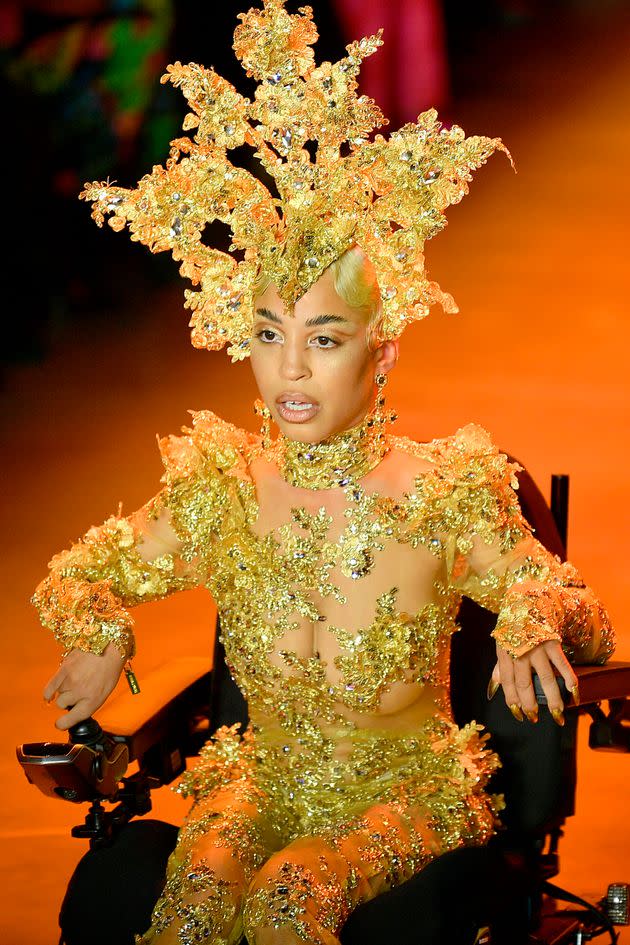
[[43, 643, 126, 731]]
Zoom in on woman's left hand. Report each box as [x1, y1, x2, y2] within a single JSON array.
[[488, 640, 579, 726]]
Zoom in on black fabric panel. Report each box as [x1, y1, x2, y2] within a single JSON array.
[[60, 820, 178, 945], [341, 844, 531, 945], [209, 633, 249, 735], [60, 830, 530, 945]]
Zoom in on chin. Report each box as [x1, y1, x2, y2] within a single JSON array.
[[277, 420, 324, 442], [272, 404, 365, 442], [273, 412, 329, 442]]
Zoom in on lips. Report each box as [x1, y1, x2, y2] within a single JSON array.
[[274, 392, 321, 424], [276, 392, 320, 405]]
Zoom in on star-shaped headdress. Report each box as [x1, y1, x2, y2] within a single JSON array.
[[81, 0, 508, 360]]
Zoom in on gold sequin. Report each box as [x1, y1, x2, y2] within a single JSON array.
[[33, 411, 614, 944], [274, 407, 390, 491], [79, 1, 509, 360]]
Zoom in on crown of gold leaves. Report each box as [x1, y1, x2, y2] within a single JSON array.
[[81, 0, 508, 361]]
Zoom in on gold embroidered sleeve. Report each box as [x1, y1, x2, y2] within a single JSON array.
[[440, 424, 614, 663], [31, 490, 201, 660], [32, 410, 254, 660]]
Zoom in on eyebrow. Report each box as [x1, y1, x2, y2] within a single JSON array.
[[255, 307, 350, 328]]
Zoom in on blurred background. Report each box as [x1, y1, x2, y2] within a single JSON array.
[[1, 1, 629, 942]]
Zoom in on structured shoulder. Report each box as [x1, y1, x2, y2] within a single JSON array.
[[393, 422, 522, 493], [390, 423, 499, 465], [423, 423, 519, 486], [157, 411, 258, 552], [450, 422, 497, 454], [158, 410, 259, 483], [394, 423, 526, 554]]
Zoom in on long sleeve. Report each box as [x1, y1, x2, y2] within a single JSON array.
[[430, 424, 614, 663], [31, 492, 202, 660], [32, 409, 255, 660]]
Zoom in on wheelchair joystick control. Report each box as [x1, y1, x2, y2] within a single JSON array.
[[69, 718, 107, 749], [16, 716, 130, 805]]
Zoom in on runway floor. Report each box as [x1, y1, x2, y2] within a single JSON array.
[[2, 4, 629, 943]]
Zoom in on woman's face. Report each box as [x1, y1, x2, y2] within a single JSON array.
[[250, 265, 397, 443]]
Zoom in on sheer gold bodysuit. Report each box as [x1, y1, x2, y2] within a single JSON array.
[[33, 412, 614, 945]]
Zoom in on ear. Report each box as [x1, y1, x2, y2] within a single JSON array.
[[372, 339, 399, 376]]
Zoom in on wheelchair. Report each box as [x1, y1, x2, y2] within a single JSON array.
[[18, 463, 630, 945]]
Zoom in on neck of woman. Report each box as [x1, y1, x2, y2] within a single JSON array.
[[275, 407, 390, 490]]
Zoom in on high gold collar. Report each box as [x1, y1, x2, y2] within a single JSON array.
[[275, 412, 390, 490]]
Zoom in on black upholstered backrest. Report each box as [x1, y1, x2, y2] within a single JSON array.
[[450, 460, 576, 849], [209, 457, 576, 848], [209, 633, 248, 733]]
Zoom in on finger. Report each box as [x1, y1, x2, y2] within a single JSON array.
[[497, 648, 523, 721], [487, 661, 501, 700], [529, 649, 564, 709], [513, 658, 539, 722], [545, 643, 579, 705], [55, 699, 92, 731], [55, 691, 76, 711], [529, 650, 565, 725], [43, 666, 67, 703]]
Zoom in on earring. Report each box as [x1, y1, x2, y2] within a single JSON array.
[[374, 372, 387, 421], [254, 398, 273, 449], [372, 373, 397, 442]]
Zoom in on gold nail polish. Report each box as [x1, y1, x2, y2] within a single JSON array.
[[524, 708, 539, 724], [551, 708, 565, 727], [509, 703, 524, 722], [487, 679, 499, 700], [571, 685, 580, 707]]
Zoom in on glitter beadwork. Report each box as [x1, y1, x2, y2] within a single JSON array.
[[275, 404, 392, 490], [80, 0, 509, 360], [31, 507, 200, 660], [34, 413, 613, 944]]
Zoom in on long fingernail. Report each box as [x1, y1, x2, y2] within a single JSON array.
[[551, 708, 565, 727], [571, 685, 580, 707], [487, 679, 499, 700], [524, 708, 539, 724], [509, 704, 525, 722]]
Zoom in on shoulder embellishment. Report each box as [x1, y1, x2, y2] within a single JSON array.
[[447, 423, 522, 491], [158, 410, 258, 482]]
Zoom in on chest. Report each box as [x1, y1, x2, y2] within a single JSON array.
[[209, 474, 450, 651]]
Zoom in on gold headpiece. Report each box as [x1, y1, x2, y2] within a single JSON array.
[[81, 0, 509, 360]]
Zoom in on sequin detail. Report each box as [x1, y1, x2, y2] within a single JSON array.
[[33, 411, 614, 944], [31, 507, 199, 659], [80, 1, 509, 359], [274, 407, 390, 491]]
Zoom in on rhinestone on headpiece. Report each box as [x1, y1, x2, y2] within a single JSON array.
[[81, 0, 509, 360]]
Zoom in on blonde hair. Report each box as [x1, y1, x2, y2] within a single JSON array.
[[253, 246, 384, 350]]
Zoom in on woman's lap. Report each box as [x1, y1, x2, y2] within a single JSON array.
[[137, 769, 496, 945]]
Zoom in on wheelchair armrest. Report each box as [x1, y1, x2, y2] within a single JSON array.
[[97, 656, 212, 767], [572, 661, 630, 753], [573, 661, 630, 705]]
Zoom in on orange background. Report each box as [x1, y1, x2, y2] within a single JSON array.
[[2, 5, 629, 943]]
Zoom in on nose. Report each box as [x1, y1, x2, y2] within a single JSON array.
[[279, 335, 311, 381]]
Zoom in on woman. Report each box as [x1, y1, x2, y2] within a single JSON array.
[[33, 3, 614, 943]]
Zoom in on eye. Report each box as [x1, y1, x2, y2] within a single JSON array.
[[255, 328, 282, 344], [309, 335, 338, 349]]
